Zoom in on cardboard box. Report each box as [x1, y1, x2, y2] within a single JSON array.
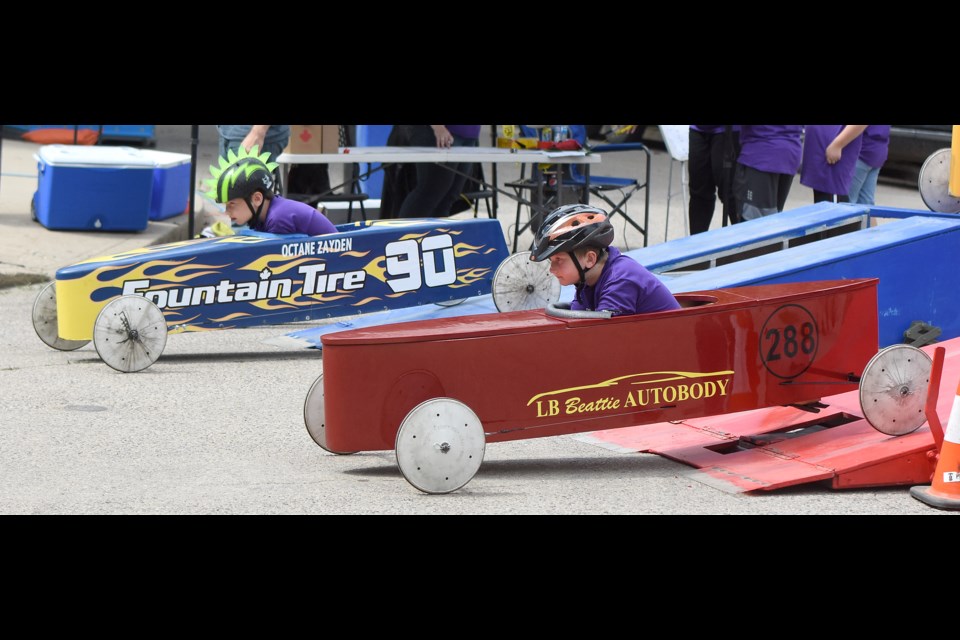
[[33, 145, 155, 231], [285, 125, 340, 154]]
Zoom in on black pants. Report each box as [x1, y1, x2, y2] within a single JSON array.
[[396, 125, 479, 218], [813, 190, 850, 203], [688, 128, 740, 234]]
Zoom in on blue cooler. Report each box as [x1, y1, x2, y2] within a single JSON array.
[[33, 145, 156, 231], [140, 150, 192, 220]]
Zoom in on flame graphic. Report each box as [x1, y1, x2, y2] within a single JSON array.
[[453, 242, 484, 257], [363, 256, 388, 283], [456, 267, 491, 285], [239, 254, 325, 274], [87, 259, 231, 301], [342, 250, 370, 258], [210, 312, 254, 322]]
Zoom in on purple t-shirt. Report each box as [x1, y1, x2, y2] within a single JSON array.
[[859, 125, 891, 168], [257, 195, 338, 236], [571, 246, 680, 316], [800, 125, 864, 195], [737, 125, 803, 175], [445, 125, 482, 139]]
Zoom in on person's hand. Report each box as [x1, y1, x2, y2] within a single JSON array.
[[430, 125, 454, 148], [242, 125, 270, 154], [825, 141, 843, 165]]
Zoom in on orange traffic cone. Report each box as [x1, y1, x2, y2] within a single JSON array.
[[911, 378, 960, 510]]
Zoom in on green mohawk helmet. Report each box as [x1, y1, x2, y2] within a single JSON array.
[[203, 145, 280, 204]]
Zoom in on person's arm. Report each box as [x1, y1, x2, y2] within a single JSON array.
[[825, 125, 868, 165], [430, 125, 454, 148], [241, 125, 273, 153]]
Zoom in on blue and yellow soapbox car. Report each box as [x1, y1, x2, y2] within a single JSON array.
[[32, 217, 510, 372]]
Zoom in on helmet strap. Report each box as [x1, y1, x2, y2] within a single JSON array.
[[571, 248, 605, 305], [245, 193, 267, 228]]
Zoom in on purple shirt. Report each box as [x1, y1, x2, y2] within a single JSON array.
[[445, 125, 482, 139], [737, 125, 803, 175], [800, 125, 863, 195], [858, 125, 891, 168], [571, 246, 680, 316], [258, 195, 338, 236]]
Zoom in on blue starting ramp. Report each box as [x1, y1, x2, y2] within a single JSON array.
[[630, 202, 960, 347], [273, 202, 960, 350]]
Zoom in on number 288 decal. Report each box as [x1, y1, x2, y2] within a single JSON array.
[[759, 304, 819, 379]]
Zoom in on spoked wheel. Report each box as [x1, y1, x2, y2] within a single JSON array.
[[918, 148, 960, 213], [492, 250, 561, 312], [304, 373, 356, 454], [92, 295, 167, 373], [32, 282, 90, 351], [859, 344, 932, 436], [435, 297, 468, 308], [395, 397, 486, 494]]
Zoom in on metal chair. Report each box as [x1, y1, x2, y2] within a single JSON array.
[[566, 141, 652, 247]]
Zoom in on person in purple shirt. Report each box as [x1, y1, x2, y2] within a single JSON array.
[[848, 125, 891, 205], [529, 204, 680, 316], [688, 125, 741, 233], [733, 125, 804, 221], [396, 124, 483, 218], [800, 125, 868, 202], [205, 147, 337, 236]]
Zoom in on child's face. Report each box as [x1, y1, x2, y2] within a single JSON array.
[[547, 251, 582, 286], [224, 195, 256, 226]]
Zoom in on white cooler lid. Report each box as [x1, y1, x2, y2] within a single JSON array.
[[137, 149, 192, 168], [36, 144, 157, 169]]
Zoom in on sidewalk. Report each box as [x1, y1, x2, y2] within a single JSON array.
[[0, 127, 931, 289], [0, 137, 193, 288]]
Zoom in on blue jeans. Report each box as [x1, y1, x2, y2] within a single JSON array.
[[848, 158, 880, 205]]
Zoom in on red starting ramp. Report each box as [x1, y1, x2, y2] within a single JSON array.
[[580, 338, 960, 493]]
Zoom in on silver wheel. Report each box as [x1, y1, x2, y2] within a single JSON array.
[[859, 344, 932, 436], [492, 251, 561, 312], [918, 148, 960, 213], [93, 295, 167, 373], [435, 297, 467, 308], [32, 282, 90, 351], [395, 398, 485, 494], [304, 373, 355, 454]]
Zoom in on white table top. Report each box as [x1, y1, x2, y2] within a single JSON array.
[[276, 146, 601, 165]]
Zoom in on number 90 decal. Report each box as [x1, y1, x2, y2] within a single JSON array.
[[760, 304, 819, 379], [385, 234, 457, 293]]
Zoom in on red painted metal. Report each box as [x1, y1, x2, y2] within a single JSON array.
[[584, 338, 960, 492], [321, 279, 880, 454]]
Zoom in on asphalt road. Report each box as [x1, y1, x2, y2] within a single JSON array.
[[2, 278, 953, 515]]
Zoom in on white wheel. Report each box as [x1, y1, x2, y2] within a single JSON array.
[[395, 398, 485, 494], [304, 373, 355, 454], [32, 282, 90, 351], [93, 295, 167, 373], [435, 297, 467, 308], [492, 251, 561, 312], [859, 344, 932, 436], [918, 148, 960, 213]]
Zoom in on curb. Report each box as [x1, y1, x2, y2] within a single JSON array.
[[0, 217, 191, 291]]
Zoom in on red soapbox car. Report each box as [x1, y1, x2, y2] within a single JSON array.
[[304, 278, 932, 493]]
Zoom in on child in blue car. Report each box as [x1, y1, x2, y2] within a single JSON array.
[[204, 146, 337, 236]]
